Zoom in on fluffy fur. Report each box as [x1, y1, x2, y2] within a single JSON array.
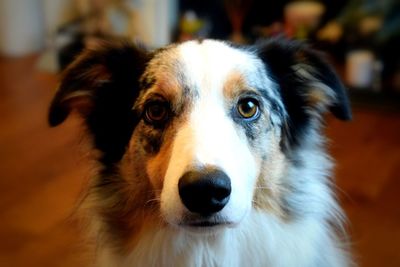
[[49, 38, 352, 267]]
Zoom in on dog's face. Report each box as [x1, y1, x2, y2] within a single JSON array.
[[134, 41, 283, 228], [49, 39, 351, 233]]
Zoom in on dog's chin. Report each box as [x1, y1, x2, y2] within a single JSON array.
[[173, 214, 239, 235], [162, 204, 250, 235], [178, 220, 236, 235]]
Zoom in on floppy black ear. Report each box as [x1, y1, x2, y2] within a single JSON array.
[[49, 41, 150, 164], [256, 38, 351, 147]]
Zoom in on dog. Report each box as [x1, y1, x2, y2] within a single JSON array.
[[49, 38, 352, 267]]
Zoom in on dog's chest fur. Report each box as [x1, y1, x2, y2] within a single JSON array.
[[98, 213, 345, 267]]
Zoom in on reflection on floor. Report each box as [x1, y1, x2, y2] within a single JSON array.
[[0, 55, 399, 267]]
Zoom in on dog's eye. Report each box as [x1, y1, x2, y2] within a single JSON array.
[[237, 98, 259, 119], [144, 101, 169, 124]]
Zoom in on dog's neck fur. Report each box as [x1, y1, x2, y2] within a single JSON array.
[[96, 212, 347, 267]]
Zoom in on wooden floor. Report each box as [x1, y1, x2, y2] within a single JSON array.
[[0, 55, 399, 267]]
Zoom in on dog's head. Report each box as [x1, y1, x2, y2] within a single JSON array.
[[49, 39, 351, 233]]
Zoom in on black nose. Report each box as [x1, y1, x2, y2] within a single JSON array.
[[178, 168, 231, 216]]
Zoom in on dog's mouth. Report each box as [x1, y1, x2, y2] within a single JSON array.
[[178, 216, 235, 232], [186, 220, 231, 227]]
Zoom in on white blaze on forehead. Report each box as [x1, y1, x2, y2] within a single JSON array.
[[173, 40, 267, 170], [177, 40, 270, 94], [160, 40, 266, 225]]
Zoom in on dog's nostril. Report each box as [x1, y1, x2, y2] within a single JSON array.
[[178, 168, 231, 216]]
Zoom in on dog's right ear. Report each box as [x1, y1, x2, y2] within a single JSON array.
[[49, 41, 150, 163], [49, 41, 149, 126]]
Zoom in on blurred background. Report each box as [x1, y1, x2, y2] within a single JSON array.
[[0, 0, 399, 266]]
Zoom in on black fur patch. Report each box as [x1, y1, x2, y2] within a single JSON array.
[[137, 125, 166, 155], [255, 38, 351, 150], [49, 41, 151, 165]]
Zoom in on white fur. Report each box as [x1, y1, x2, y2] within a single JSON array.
[[161, 40, 268, 227], [160, 85, 258, 226]]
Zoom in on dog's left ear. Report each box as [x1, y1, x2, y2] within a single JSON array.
[[256, 38, 351, 147], [256, 38, 351, 121]]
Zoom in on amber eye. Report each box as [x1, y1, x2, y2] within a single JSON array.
[[237, 98, 259, 119], [144, 102, 169, 124]]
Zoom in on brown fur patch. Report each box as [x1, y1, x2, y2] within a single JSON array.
[[253, 133, 288, 219], [308, 88, 328, 106], [59, 92, 95, 117], [307, 84, 334, 110], [79, 174, 157, 252], [81, 63, 112, 84], [146, 130, 175, 193], [77, 133, 165, 252], [140, 75, 182, 104], [54, 61, 112, 117], [292, 64, 335, 112], [223, 71, 257, 100]]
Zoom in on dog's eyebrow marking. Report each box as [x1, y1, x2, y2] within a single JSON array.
[[140, 75, 156, 90], [223, 70, 276, 101], [222, 70, 285, 122], [223, 71, 255, 99]]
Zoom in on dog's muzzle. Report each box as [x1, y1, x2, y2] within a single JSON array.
[[178, 168, 231, 216]]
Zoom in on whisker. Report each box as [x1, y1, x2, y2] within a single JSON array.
[[145, 197, 161, 206]]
